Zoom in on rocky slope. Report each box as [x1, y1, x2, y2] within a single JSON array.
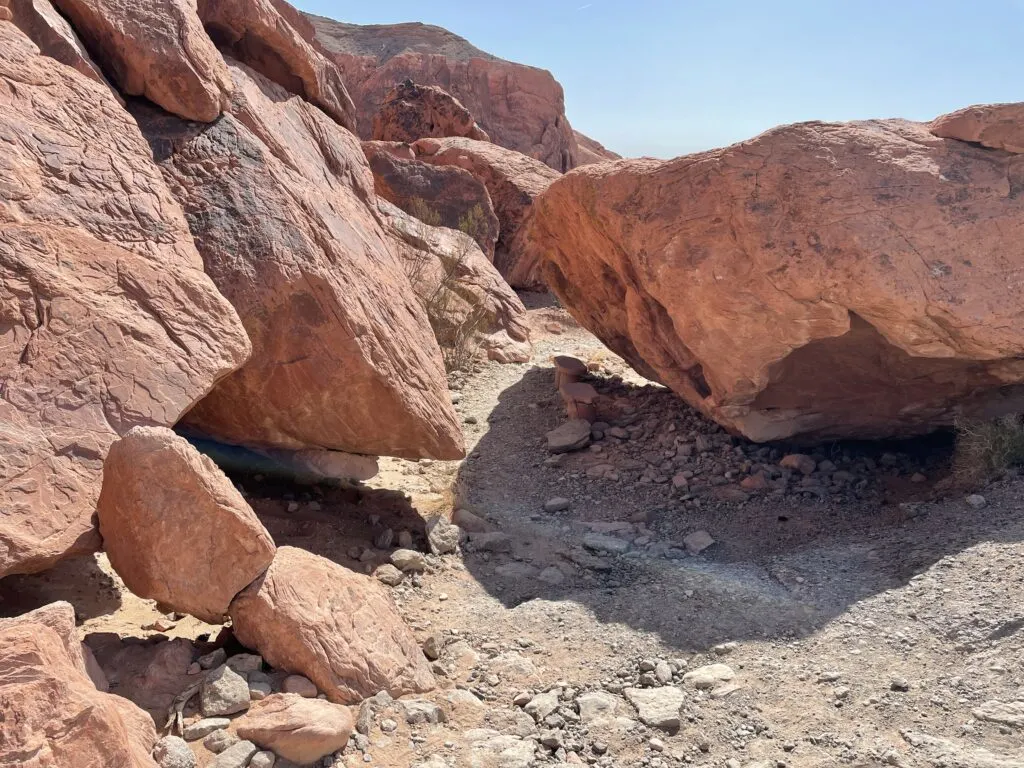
[[523, 115, 1024, 442], [306, 14, 583, 171]]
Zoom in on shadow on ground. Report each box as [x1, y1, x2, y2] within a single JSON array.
[[452, 365, 1024, 650], [0, 554, 122, 620]]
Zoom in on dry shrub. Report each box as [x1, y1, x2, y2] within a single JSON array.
[[953, 414, 1024, 485]]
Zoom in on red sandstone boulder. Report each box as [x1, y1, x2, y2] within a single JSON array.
[[306, 15, 580, 171], [412, 137, 560, 288], [235, 694, 355, 763], [229, 546, 435, 704], [364, 140, 500, 259], [0, 603, 159, 767], [525, 117, 1024, 441], [372, 79, 489, 143], [52, 0, 232, 121], [97, 426, 276, 624], [377, 199, 531, 365], [930, 102, 1024, 154], [0, 22, 250, 578], [198, 0, 356, 130], [8, 0, 111, 89], [574, 129, 621, 165], [138, 60, 464, 461]]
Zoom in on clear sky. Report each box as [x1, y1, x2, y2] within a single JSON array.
[[295, 1, 1023, 159]]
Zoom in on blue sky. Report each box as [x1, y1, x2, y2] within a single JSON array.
[[296, 1, 1023, 159]]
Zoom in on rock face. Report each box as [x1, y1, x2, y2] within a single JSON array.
[[372, 79, 489, 143], [197, 0, 356, 131], [138, 60, 464, 461], [0, 603, 159, 767], [0, 22, 250, 578], [574, 129, 621, 165], [306, 14, 580, 171], [8, 0, 110, 88], [526, 117, 1024, 441], [229, 546, 435, 704], [377, 200, 531, 365], [364, 140, 500, 259], [930, 102, 1024, 154], [52, 0, 232, 121], [235, 693, 355, 763], [412, 137, 560, 288], [96, 426, 276, 624]]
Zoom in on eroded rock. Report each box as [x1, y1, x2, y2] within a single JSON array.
[[235, 693, 355, 763], [372, 79, 489, 143]]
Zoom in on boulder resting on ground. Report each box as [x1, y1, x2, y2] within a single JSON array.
[[235, 693, 355, 763], [372, 79, 489, 143]]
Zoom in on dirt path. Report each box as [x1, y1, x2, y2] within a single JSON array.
[[3, 294, 1023, 768]]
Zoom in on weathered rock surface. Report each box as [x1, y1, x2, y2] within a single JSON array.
[[377, 199, 531, 364], [412, 136, 560, 288], [363, 140, 500, 259], [97, 427, 275, 623], [138, 60, 463, 460], [931, 102, 1024, 154], [306, 14, 580, 171], [229, 546, 435, 704], [0, 22, 250, 578], [574, 129, 621, 165], [526, 117, 1024, 441], [198, 0, 356, 130], [8, 0, 110, 88], [372, 79, 489, 143], [52, 0, 232, 121], [235, 693, 355, 763], [0, 603, 159, 767]]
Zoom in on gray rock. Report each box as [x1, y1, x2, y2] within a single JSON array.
[[544, 497, 570, 512], [546, 420, 592, 453], [201, 665, 251, 717], [248, 681, 272, 700], [153, 735, 197, 768], [583, 532, 630, 555], [401, 699, 445, 724], [422, 632, 443, 660], [203, 729, 239, 754], [966, 494, 988, 509], [375, 563, 404, 586], [576, 691, 618, 723], [682, 663, 735, 690], [973, 700, 1024, 727], [427, 518, 462, 555], [654, 660, 673, 684], [466, 531, 512, 553], [538, 566, 565, 585], [683, 530, 715, 555], [623, 687, 684, 731], [224, 654, 263, 674], [281, 674, 317, 698], [197, 648, 227, 670], [249, 752, 276, 768], [391, 548, 427, 572], [211, 739, 258, 768], [182, 717, 231, 741], [524, 691, 559, 722]]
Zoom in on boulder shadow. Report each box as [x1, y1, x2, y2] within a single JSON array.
[[0, 553, 122, 621]]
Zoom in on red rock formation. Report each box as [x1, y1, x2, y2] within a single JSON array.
[[372, 79, 489, 143], [97, 427, 276, 624], [198, 0, 356, 130], [0, 21, 250, 578], [306, 15, 581, 171], [8, 0, 111, 89], [229, 546, 436, 704], [138, 60, 464, 460], [52, 0, 233, 121], [364, 140, 500, 259], [235, 694, 355, 764], [524, 117, 1024, 441], [0, 603, 159, 767], [412, 137, 560, 288], [574, 129, 621, 165], [931, 102, 1024, 153], [377, 199, 531, 364]]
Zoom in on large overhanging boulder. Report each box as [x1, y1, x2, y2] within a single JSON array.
[[524, 114, 1024, 442], [0, 21, 250, 577]]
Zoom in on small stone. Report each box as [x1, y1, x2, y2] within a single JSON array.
[[422, 632, 443, 660], [197, 648, 227, 670], [210, 739, 258, 768], [654, 660, 673, 684], [538, 566, 565, 585], [375, 564, 404, 586], [524, 691, 559, 722], [201, 665, 251, 717], [712, 641, 738, 655], [183, 718, 231, 741], [546, 420, 592, 453], [380, 718, 398, 732], [466, 531, 512, 553], [282, 674, 317, 698], [623, 687, 684, 731], [544, 497, 570, 513], [780, 454, 817, 475], [576, 691, 617, 722], [153, 735, 197, 768], [890, 677, 911, 692], [512, 691, 533, 707], [225, 654, 263, 674], [427, 518, 462, 555], [671, 473, 689, 489], [965, 494, 987, 509], [910, 472, 927, 483], [249, 681, 272, 700], [592, 741, 608, 755], [972, 699, 1024, 727], [397, 530, 414, 549], [740, 472, 768, 490], [583, 533, 630, 555], [649, 737, 665, 752], [374, 528, 394, 549], [401, 699, 445, 724], [682, 664, 735, 690], [683, 530, 715, 555], [203, 729, 239, 754], [391, 549, 427, 572], [250, 751, 276, 768]]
